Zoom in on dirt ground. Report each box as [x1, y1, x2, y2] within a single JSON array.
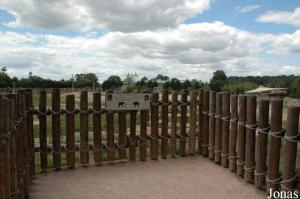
[[30, 156, 266, 199]]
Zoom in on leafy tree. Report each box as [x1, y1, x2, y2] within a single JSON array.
[[123, 73, 138, 92], [222, 81, 256, 94], [182, 79, 191, 89], [168, 78, 182, 90], [152, 74, 169, 81], [146, 79, 158, 89], [209, 70, 227, 92], [75, 73, 98, 88], [289, 78, 300, 98], [102, 75, 122, 90], [0, 66, 12, 87]]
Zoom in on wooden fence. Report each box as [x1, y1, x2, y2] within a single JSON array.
[[0, 89, 299, 198]]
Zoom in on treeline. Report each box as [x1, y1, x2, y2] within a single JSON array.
[[1, 67, 300, 98]]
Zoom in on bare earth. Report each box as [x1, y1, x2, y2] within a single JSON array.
[[30, 156, 266, 199]]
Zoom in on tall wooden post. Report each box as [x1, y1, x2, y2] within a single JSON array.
[[161, 90, 169, 158], [202, 90, 209, 156], [237, 95, 247, 176], [129, 110, 137, 161], [229, 95, 238, 171], [255, 99, 269, 189], [189, 91, 198, 155], [151, 93, 159, 160], [171, 92, 178, 158], [221, 92, 230, 168], [66, 95, 75, 168], [25, 89, 34, 178], [267, 99, 283, 191], [106, 110, 115, 162], [214, 92, 222, 164], [80, 91, 89, 165], [180, 90, 188, 156], [93, 93, 102, 164], [7, 94, 18, 198], [208, 91, 216, 160], [118, 111, 126, 160], [198, 89, 203, 154], [140, 109, 148, 161], [39, 90, 47, 171], [0, 96, 7, 199], [282, 106, 299, 191], [52, 88, 61, 170], [245, 95, 257, 183]]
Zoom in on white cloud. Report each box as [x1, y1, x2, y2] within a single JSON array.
[[236, 4, 261, 13], [266, 29, 300, 54], [258, 7, 300, 27], [1, 22, 299, 81], [0, 0, 211, 32]]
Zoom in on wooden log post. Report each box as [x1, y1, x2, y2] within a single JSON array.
[[214, 92, 222, 164], [66, 95, 75, 168], [52, 88, 61, 170], [189, 91, 197, 155], [255, 99, 269, 189], [198, 89, 203, 154], [39, 90, 47, 172], [237, 95, 247, 177], [0, 96, 8, 199], [201, 90, 209, 156], [229, 95, 238, 171], [208, 91, 216, 160], [19, 91, 29, 197], [106, 110, 115, 162], [171, 92, 178, 158], [16, 93, 25, 198], [0, 96, 10, 199], [161, 90, 169, 158], [118, 110, 126, 160], [93, 92, 102, 164], [221, 92, 230, 168], [282, 106, 299, 191], [25, 89, 34, 178], [267, 99, 283, 192], [245, 95, 257, 183], [140, 109, 148, 161], [80, 91, 89, 165], [150, 93, 159, 160], [129, 110, 137, 161], [180, 89, 188, 156], [7, 94, 18, 198]]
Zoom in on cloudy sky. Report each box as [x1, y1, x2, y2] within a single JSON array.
[[0, 0, 299, 81]]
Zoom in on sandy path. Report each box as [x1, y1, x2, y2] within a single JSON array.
[[30, 156, 266, 199]]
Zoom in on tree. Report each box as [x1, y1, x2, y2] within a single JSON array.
[[153, 74, 169, 81], [209, 70, 227, 92], [123, 73, 138, 92], [182, 79, 191, 89], [222, 81, 256, 94], [75, 73, 98, 88], [289, 78, 300, 98], [190, 79, 202, 89], [146, 79, 158, 89], [0, 66, 12, 87], [169, 78, 182, 90], [102, 75, 123, 90]]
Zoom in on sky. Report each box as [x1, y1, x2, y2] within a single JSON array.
[[0, 0, 299, 82]]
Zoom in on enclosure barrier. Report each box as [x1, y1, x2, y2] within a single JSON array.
[[0, 88, 299, 199]]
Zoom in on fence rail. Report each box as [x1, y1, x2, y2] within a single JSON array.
[[0, 88, 299, 199]]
